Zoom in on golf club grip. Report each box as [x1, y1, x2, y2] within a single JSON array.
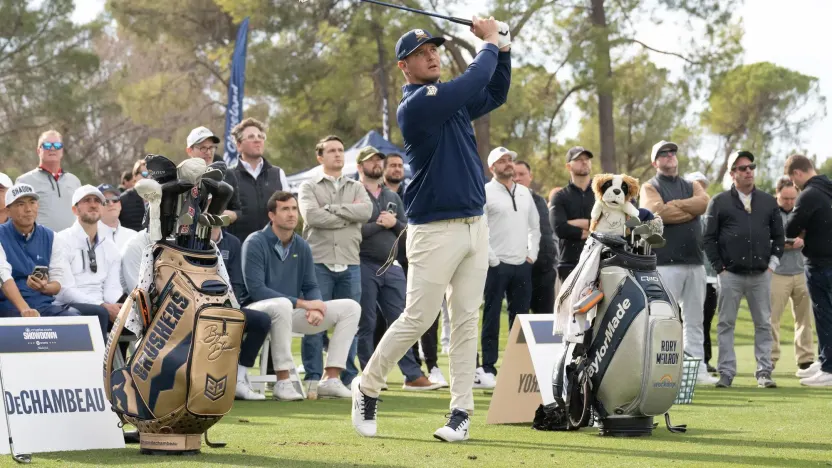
[[359, 0, 473, 26]]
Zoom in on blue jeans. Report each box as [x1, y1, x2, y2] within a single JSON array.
[[357, 262, 423, 382], [805, 266, 832, 373], [301, 264, 361, 384]]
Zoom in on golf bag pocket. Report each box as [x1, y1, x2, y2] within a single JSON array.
[[187, 307, 245, 417], [636, 303, 684, 416]]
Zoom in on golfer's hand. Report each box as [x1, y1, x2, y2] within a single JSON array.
[[496, 21, 511, 50], [306, 309, 324, 326], [471, 16, 500, 44], [20, 308, 39, 318], [377, 212, 397, 228], [103, 303, 122, 321], [26, 275, 48, 293]]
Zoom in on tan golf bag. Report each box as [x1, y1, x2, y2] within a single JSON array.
[[104, 241, 245, 454]]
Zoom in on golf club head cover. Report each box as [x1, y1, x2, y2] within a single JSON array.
[[103, 242, 245, 444], [199, 178, 220, 213], [135, 179, 163, 241], [145, 154, 178, 184], [206, 181, 234, 216], [160, 180, 195, 239], [208, 161, 228, 178]]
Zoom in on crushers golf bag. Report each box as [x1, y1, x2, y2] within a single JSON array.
[[534, 216, 687, 436], [103, 155, 246, 454]]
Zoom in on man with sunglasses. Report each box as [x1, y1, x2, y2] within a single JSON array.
[[185, 126, 241, 224], [118, 159, 149, 232], [703, 150, 784, 389], [54, 185, 122, 340], [97, 184, 137, 252], [16, 130, 81, 232], [640, 140, 715, 385]]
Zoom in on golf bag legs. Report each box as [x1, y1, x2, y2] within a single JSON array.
[[533, 342, 590, 432]]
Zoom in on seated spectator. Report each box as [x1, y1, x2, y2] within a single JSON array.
[[0, 244, 39, 317], [210, 226, 271, 401], [0, 172, 11, 224], [0, 183, 77, 319], [97, 184, 138, 251], [118, 159, 148, 232], [242, 191, 360, 401], [53, 186, 121, 340]]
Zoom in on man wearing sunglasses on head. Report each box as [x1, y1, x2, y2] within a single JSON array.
[[118, 159, 149, 232], [703, 150, 784, 389], [16, 130, 81, 232], [53, 185, 122, 340]]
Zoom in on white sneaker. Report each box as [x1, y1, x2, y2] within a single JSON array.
[[433, 409, 470, 442], [273, 379, 304, 401], [472, 367, 496, 389], [351, 377, 379, 437], [800, 370, 832, 387], [429, 367, 449, 388], [235, 374, 266, 401], [297, 364, 305, 374], [317, 378, 352, 398], [796, 361, 822, 379], [697, 364, 719, 385]]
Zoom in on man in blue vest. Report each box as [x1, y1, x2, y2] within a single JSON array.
[[0, 183, 76, 318]]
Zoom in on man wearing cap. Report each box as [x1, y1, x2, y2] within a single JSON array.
[[185, 126, 241, 224], [53, 186, 122, 339], [118, 159, 149, 232], [551, 146, 595, 283], [0, 183, 76, 318], [0, 172, 12, 224], [476, 147, 540, 389], [96, 184, 138, 252], [354, 146, 439, 391], [703, 150, 783, 389], [640, 141, 715, 384], [298, 134, 372, 395], [352, 17, 511, 441], [16, 130, 82, 232]]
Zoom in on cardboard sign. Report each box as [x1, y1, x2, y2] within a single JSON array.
[[0, 316, 125, 455], [486, 314, 564, 425]]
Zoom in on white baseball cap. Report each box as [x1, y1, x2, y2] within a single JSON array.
[[71, 185, 105, 206], [0, 172, 12, 189], [186, 126, 220, 148], [5, 183, 39, 207], [651, 140, 679, 162], [487, 146, 518, 168]]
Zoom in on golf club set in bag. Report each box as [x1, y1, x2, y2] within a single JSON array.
[[102, 154, 246, 455], [534, 213, 689, 437]]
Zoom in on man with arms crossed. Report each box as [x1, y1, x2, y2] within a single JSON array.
[[351, 18, 511, 442], [784, 154, 832, 386]]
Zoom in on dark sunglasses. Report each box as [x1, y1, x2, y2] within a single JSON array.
[[657, 150, 677, 157], [104, 197, 120, 205], [83, 244, 98, 274], [733, 163, 756, 172], [41, 142, 63, 151]]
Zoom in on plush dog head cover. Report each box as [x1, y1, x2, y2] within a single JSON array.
[[592, 173, 639, 209]]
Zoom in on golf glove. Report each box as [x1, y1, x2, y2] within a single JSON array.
[[497, 21, 511, 49]]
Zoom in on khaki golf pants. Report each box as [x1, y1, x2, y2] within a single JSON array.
[[770, 272, 815, 365], [361, 216, 489, 414]]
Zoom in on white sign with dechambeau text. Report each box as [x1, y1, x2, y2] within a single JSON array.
[[0, 316, 125, 455]]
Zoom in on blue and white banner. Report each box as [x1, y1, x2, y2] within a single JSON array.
[[223, 17, 250, 168]]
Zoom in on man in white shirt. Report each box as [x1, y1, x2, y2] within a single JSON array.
[[96, 184, 137, 252], [477, 147, 540, 388], [54, 185, 122, 339]]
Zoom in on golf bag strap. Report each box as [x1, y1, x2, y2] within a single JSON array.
[[664, 412, 687, 433], [103, 289, 146, 406]]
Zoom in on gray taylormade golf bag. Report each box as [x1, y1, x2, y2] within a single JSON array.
[[534, 216, 687, 436]]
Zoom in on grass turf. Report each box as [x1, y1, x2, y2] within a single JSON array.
[[27, 302, 832, 467]]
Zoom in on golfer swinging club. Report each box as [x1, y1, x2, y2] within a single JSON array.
[[351, 16, 512, 442]]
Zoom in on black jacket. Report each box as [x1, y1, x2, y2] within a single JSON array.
[[785, 175, 832, 268], [703, 186, 784, 275], [532, 190, 556, 272], [118, 188, 146, 232], [227, 159, 286, 243], [551, 181, 595, 268]]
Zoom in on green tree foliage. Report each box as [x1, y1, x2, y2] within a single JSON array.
[[702, 61, 827, 183]]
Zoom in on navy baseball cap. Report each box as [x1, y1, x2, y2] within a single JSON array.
[[97, 184, 120, 197], [396, 29, 446, 60]]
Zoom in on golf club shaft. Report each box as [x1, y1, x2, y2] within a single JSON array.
[[0, 357, 32, 463], [359, 0, 473, 26]]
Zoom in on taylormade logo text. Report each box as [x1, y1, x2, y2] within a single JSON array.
[[588, 298, 631, 377]]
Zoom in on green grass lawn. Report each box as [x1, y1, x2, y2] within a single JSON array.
[[27, 302, 832, 467]]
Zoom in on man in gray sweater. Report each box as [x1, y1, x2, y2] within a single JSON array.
[[16, 130, 81, 232], [771, 176, 815, 375], [354, 146, 439, 391]]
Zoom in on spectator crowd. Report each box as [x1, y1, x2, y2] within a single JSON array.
[[0, 124, 829, 403]]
